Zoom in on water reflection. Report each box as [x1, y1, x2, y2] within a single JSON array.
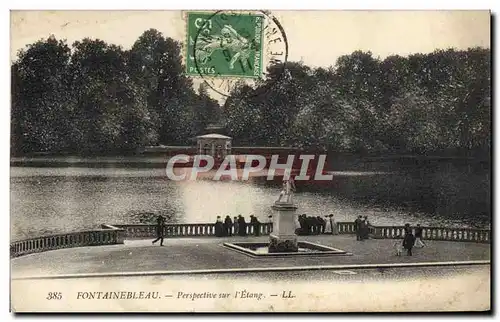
[[10, 167, 488, 240]]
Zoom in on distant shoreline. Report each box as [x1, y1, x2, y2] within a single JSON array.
[[10, 152, 489, 170]]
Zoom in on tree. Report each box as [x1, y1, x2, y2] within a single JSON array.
[[128, 29, 214, 145], [11, 36, 72, 154], [11, 31, 489, 157], [68, 38, 156, 153], [224, 47, 490, 155]]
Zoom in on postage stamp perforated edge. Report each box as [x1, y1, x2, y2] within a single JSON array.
[[183, 10, 265, 79]]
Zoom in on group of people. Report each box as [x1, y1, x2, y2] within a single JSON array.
[[150, 213, 265, 245], [214, 215, 262, 237], [353, 215, 372, 241], [296, 214, 338, 236], [151, 213, 427, 257], [351, 216, 427, 257]]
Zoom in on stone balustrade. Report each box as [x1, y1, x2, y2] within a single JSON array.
[[10, 222, 490, 258], [113, 222, 274, 239], [336, 222, 490, 243], [10, 224, 125, 258]]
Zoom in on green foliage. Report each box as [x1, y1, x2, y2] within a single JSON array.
[[224, 48, 490, 155], [11, 34, 490, 157], [11, 30, 220, 155]]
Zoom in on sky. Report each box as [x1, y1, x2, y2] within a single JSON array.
[[11, 10, 490, 65], [10, 10, 491, 102]]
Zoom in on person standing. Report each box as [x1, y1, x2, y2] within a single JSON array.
[[304, 214, 311, 235], [224, 215, 233, 236], [354, 216, 362, 240], [363, 216, 371, 239], [359, 218, 366, 241], [298, 214, 307, 235], [238, 215, 247, 236], [414, 224, 426, 248], [403, 230, 416, 256], [329, 214, 338, 235], [233, 216, 239, 236], [324, 215, 331, 233], [215, 216, 224, 237], [250, 215, 261, 236], [317, 216, 326, 234], [309, 216, 318, 235], [152, 215, 165, 246]]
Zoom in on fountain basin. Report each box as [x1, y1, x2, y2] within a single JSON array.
[[223, 241, 352, 257]]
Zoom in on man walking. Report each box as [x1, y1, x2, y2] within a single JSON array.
[[414, 224, 426, 248], [403, 230, 416, 256], [152, 215, 165, 246]]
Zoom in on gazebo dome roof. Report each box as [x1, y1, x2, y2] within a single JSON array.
[[196, 133, 232, 140]]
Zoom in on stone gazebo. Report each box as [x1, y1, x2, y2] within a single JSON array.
[[196, 133, 232, 160]]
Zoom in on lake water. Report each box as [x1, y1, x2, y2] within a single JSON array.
[[10, 166, 488, 241]]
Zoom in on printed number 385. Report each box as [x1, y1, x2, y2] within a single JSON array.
[[46, 292, 62, 300]]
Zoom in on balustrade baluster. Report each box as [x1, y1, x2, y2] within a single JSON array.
[[9, 223, 491, 258]]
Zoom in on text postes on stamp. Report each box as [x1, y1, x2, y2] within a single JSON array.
[[186, 10, 288, 97], [187, 11, 263, 78]]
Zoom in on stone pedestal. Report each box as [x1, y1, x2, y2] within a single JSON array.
[[268, 202, 299, 253]]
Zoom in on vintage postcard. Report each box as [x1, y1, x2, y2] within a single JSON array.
[[10, 9, 491, 312]]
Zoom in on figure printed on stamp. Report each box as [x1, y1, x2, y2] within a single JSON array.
[[191, 24, 253, 70]]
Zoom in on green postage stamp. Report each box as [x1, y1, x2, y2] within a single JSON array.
[[186, 11, 264, 78]]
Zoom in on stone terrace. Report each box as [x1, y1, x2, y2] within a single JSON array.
[[11, 234, 490, 279]]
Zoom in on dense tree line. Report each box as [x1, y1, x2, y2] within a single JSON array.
[[11, 30, 220, 155], [11, 32, 490, 157], [225, 48, 490, 156]]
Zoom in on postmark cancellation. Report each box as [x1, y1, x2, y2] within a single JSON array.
[[184, 10, 288, 97]]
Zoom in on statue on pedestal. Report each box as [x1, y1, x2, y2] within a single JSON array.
[[270, 176, 299, 253], [276, 177, 296, 204]]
